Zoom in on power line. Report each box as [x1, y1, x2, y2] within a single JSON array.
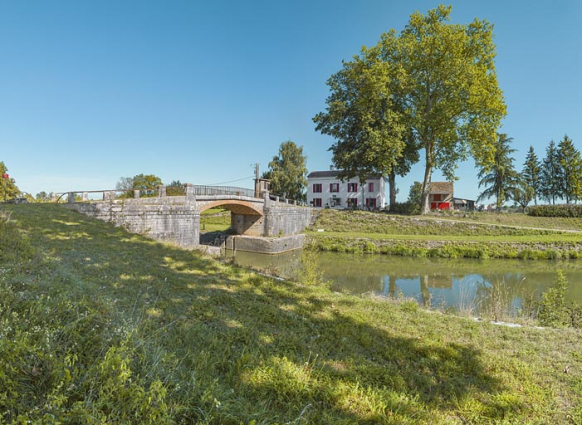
[[203, 175, 255, 186]]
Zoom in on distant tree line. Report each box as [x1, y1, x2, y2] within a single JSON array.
[[475, 134, 582, 211], [116, 175, 185, 197]]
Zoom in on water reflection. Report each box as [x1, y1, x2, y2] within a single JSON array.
[[227, 250, 582, 317]]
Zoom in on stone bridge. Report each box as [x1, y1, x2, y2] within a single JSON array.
[[62, 184, 313, 249]]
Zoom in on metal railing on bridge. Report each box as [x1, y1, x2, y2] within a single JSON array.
[[193, 185, 255, 198], [53, 184, 308, 206]]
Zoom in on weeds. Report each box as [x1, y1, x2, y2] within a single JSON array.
[[536, 270, 582, 328]]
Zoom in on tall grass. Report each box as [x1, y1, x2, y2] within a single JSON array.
[[2, 204, 582, 423]]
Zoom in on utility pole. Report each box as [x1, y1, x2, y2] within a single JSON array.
[[253, 163, 260, 198]]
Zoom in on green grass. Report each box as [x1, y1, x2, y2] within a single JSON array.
[[308, 210, 582, 259], [2, 204, 582, 423], [311, 209, 582, 236], [308, 230, 582, 243], [200, 208, 231, 233]]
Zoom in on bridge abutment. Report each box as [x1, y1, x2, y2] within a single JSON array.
[[65, 198, 201, 248], [231, 213, 264, 236]]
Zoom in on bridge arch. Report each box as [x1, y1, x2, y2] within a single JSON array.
[[199, 200, 263, 216]]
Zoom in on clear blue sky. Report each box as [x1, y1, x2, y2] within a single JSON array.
[[1, 1, 581, 202]]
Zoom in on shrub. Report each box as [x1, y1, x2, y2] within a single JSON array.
[[528, 204, 582, 218], [389, 201, 420, 215], [537, 270, 570, 327], [298, 247, 326, 286]]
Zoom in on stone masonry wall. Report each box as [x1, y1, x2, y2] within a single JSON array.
[[231, 213, 264, 236], [64, 198, 200, 248], [263, 205, 313, 237], [225, 234, 305, 254]]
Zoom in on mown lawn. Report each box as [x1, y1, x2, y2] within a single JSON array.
[[442, 211, 582, 232], [308, 209, 582, 259], [307, 230, 582, 243], [200, 208, 231, 233], [310, 209, 582, 236], [1, 204, 582, 424]]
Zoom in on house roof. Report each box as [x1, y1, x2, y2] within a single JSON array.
[[307, 170, 383, 179], [430, 182, 454, 194]]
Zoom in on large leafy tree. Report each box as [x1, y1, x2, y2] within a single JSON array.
[[557, 135, 582, 204], [116, 174, 163, 197], [263, 141, 308, 202], [522, 146, 541, 205], [393, 5, 506, 213], [512, 178, 535, 213], [313, 50, 409, 207], [387, 127, 420, 210], [539, 141, 562, 205], [0, 161, 20, 200], [314, 5, 506, 214], [476, 134, 519, 210]]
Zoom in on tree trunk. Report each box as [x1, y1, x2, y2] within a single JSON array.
[[388, 172, 397, 211], [420, 155, 433, 215]]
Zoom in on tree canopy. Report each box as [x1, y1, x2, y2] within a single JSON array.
[[313, 49, 408, 186], [557, 135, 582, 204], [522, 146, 541, 205], [314, 5, 506, 214], [263, 141, 308, 202], [539, 141, 563, 205], [476, 134, 518, 210], [1, 161, 20, 201], [116, 174, 163, 197]]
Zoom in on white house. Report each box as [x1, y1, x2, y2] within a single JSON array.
[[306, 170, 385, 209]]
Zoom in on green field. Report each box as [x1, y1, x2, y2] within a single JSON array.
[[1, 204, 582, 423], [200, 208, 231, 233], [308, 210, 582, 259]]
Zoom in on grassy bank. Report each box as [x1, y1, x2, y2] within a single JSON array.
[[1, 204, 582, 423], [200, 208, 231, 233], [308, 210, 582, 259]]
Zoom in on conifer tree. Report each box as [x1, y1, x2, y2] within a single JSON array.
[[557, 135, 582, 204], [476, 134, 519, 210], [540, 140, 563, 205], [522, 146, 541, 205]]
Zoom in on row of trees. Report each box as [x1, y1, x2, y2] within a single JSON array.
[[313, 5, 506, 214], [115, 174, 185, 197], [476, 134, 581, 210]]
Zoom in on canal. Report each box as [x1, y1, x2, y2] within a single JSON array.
[[228, 250, 582, 317]]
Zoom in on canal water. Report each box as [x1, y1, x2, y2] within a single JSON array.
[[227, 250, 582, 317]]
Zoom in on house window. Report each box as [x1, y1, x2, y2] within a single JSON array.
[[368, 182, 374, 192], [347, 198, 358, 208], [330, 183, 339, 193], [432, 194, 442, 202], [313, 198, 322, 207], [347, 183, 358, 192], [313, 183, 322, 193], [366, 198, 377, 208]]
